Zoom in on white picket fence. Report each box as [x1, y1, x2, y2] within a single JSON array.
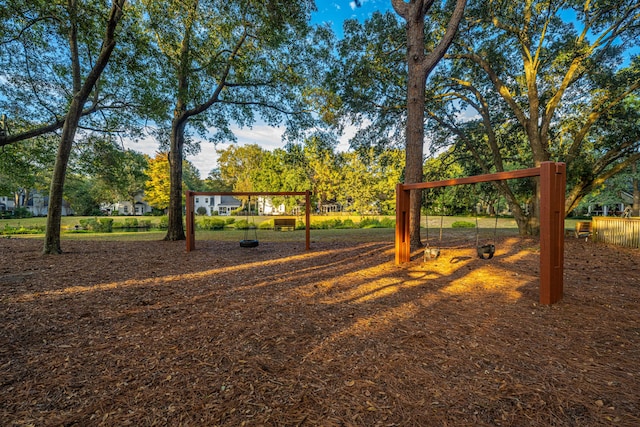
[[592, 217, 640, 248]]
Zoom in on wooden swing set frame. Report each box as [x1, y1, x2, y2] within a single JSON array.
[[395, 162, 566, 305], [185, 190, 312, 252]]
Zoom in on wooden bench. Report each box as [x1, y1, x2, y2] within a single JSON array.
[[273, 218, 296, 231], [574, 221, 592, 240]]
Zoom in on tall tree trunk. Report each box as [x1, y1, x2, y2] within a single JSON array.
[[164, 118, 186, 240], [163, 2, 194, 242], [405, 69, 426, 248], [393, 0, 466, 249]]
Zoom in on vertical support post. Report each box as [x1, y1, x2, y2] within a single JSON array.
[[395, 183, 411, 264], [305, 190, 311, 251], [539, 162, 565, 304], [185, 190, 195, 252]]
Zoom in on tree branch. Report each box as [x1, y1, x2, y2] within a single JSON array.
[[566, 80, 640, 162], [183, 29, 249, 120], [420, 0, 466, 76], [451, 52, 528, 127]]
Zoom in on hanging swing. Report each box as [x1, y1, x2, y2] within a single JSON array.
[[475, 188, 499, 260], [239, 196, 259, 248], [424, 192, 444, 261]]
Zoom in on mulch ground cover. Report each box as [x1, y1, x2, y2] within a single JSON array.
[[1, 233, 639, 426]]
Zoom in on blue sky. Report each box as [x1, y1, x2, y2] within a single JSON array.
[[311, 0, 392, 37]]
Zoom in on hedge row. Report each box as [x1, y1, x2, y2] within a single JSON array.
[[196, 217, 396, 231]]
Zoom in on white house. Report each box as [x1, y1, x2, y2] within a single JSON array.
[[23, 191, 74, 216], [191, 195, 289, 216], [0, 196, 15, 212], [257, 196, 286, 215], [1, 192, 74, 216], [102, 192, 153, 216], [193, 195, 242, 216]]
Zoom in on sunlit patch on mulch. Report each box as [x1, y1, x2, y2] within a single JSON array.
[[1, 235, 639, 426]]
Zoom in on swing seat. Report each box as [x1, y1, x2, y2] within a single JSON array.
[[477, 244, 495, 259], [424, 246, 440, 261], [240, 239, 259, 248]]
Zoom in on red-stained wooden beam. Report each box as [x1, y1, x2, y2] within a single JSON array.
[[185, 191, 312, 253], [539, 162, 565, 304], [185, 190, 196, 252], [395, 162, 566, 305], [395, 183, 411, 264], [401, 167, 541, 190]]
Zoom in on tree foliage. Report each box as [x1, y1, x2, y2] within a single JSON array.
[[144, 153, 171, 210], [140, 0, 326, 240], [430, 0, 640, 233], [329, 0, 639, 236], [329, 1, 466, 247], [0, 134, 57, 202], [0, 0, 154, 253], [143, 152, 201, 210]]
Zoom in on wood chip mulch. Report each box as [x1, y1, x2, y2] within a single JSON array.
[[1, 234, 639, 426]]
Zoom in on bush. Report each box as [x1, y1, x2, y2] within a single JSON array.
[[196, 206, 207, 215], [1, 224, 44, 235], [258, 219, 274, 230], [199, 217, 226, 230], [13, 207, 32, 219], [99, 218, 114, 233], [310, 219, 336, 229], [380, 218, 395, 228], [451, 221, 475, 228], [340, 219, 356, 229], [77, 217, 113, 232], [225, 217, 235, 225], [158, 216, 169, 229], [234, 219, 252, 230], [123, 218, 138, 228], [79, 218, 97, 231], [359, 218, 383, 228]]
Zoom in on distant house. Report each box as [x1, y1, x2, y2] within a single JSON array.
[[579, 191, 633, 217], [23, 191, 74, 216], [193, 195, 242, 216], [191, 195, 292, 216], [102, 192, 153, 216], [0, 196, 14, 212], [257, 196, 286, 215], [1, 191, 74, 216]]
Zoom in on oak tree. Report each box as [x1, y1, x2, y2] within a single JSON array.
[[141, 0, 323, 240]]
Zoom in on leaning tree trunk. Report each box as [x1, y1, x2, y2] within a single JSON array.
[[41, 0, 126, 254], [43, 109, 81, 254]]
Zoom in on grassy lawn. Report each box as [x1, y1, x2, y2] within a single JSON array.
[[1, 214, 587, 243]]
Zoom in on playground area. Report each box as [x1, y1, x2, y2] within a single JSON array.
[[1, 232, 639, 426]]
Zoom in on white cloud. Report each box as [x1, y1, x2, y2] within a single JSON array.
[[121, 134, 159, 158], [122, 123, 359, 178]]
